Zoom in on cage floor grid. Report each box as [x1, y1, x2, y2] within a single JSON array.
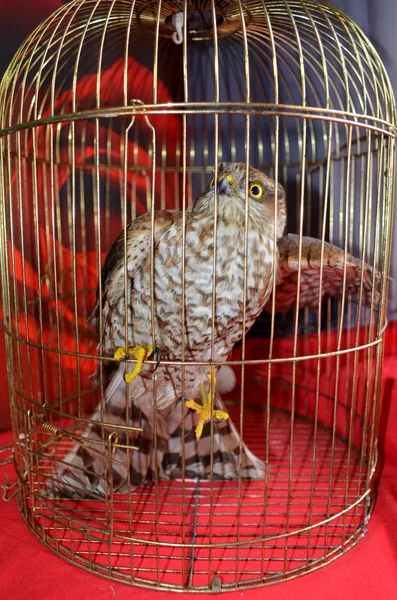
[[21, 407, 369, 591]]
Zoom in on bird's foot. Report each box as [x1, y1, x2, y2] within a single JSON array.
[[114, 343, 160, 383], [176, 369, 229, 446]]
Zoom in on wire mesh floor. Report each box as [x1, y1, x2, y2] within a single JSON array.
[[19, 399, 370, 592]]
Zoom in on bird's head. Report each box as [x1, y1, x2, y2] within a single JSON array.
[[192, 162, 286, 239]]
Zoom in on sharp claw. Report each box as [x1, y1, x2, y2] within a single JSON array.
[[148, 343, 161, 371], [176, 396, 191, 407], [175, 366, 229, 445], [154, 346, 161, 371]]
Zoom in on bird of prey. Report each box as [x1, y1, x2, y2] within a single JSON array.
[[48, 162, 378, 498]]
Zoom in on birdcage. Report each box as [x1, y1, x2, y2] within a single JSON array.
[[0, 0, 395, 592]]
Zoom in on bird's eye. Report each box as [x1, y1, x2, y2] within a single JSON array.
[[209, 178, 215, 189], [249, 183, 264, 199]]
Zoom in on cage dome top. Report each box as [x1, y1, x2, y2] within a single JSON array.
[[0, 0, 395, 135]]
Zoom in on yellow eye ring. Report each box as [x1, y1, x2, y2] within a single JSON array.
[[209, 178, 215, 189], [249, 182, 264, 199]]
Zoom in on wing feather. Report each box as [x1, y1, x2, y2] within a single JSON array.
[[267, 233, 380, 313], [88, 209, 182, 335]]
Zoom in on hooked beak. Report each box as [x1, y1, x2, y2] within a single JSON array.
[[216, 175, 233, 196]]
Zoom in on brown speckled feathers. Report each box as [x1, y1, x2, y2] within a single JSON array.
[[48, 164, 379, 498], [268, 234, 379, 313]]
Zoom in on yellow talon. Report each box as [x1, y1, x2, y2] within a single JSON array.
[[114, 343, 159, 383], [180, 368, 229, 443], [114, 347, 131, 361]]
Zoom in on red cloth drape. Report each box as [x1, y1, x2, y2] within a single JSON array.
[[1, 324, 397, 598]]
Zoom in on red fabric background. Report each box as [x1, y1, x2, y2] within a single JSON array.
[[0, 0, 184, 432], [0, 324, 397, 599]]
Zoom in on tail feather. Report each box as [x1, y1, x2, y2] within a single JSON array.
[[47, 372, 264, 498], [47, 369, 150, 497], [162, 393, 264, 481]]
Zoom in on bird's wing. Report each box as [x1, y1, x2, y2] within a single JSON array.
[[266, 233, 380, 313], [88, 209, 182, 335]]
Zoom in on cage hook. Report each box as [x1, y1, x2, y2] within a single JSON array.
[[130, 98, 143, 106], [1, 473, 18, 502], [171, 12, 184, 44], [129, 98, 155, 131]]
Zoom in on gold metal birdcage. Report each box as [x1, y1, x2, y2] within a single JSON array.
[[0, 0, 395, 592]]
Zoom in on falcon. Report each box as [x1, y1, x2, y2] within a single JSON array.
[[48, 162, 378, 498]]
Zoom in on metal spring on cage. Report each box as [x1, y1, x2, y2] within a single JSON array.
[[42, 422, 140, 454], [42, 422, 66, 438], [41, 423, 93, 449]]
